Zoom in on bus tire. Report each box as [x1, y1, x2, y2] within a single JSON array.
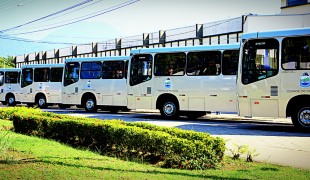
[[292, 105, 310, 131], [84, 97, 97, 112], [160, 99, 179, 119], [7, 95, 16, 106], [36, 95, 47, 109]]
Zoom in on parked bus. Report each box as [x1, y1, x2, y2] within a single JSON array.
[[0, 68, 21, 106], [127, 44, 240, 119], [62, 56, 129, 112], [236, 27, 310, 130], [20, 64, 64, 108]]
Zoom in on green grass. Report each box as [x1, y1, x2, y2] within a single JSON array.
[[0, 120, 309, 180]]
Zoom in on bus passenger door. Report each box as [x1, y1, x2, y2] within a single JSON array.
[[237, 39, 280, 118], [20, 68, 34, 103], [127, 54, 153, 110], [63, 62, 80, 105]]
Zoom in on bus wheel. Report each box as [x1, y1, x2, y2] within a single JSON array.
[[37, 95, 47, 109], [292, 105, 310, 131], [84, 98, 97, 112], [160, 99, 179, 119], [7, 95, 16, 106]]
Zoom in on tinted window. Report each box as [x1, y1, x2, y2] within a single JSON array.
[[282, 36, 310, 70], [154, 53, 186, 76], [50, 67, 63, 82], [187, 51, 221, 76], [5, 71, 19, 84], [64, 62, 79, 86], [81, 62, 102, 79], [0, 71, 4, 86], [34, 68, 50, 82], [102, 61, 124, 79], [21, 68, 33, 87], [129, 54, 152, 86], [242, 39, 279, 84], [222, 50, 239, 75]]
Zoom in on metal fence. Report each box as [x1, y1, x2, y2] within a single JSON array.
[[14, 16, 243, 67]]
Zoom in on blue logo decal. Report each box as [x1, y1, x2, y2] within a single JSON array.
[[300, 72, 310, 88], [165, 78, 171, 88]]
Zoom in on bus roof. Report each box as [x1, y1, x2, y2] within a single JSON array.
[[242, 27, 310, 40], [131, 43, 240, 55], [21, 63, 64, 69], [65, 56, 130, 63], [0, 68, 21, 71]]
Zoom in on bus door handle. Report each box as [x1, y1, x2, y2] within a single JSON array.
[[210, 95, 217, 97], [128, 94, 133, 96]]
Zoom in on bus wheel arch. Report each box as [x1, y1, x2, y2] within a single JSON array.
[[35, 93, 47, 109], [6, 93, 16, 106], [287, 95, 310, 130], [156, 94, 179, 119], [82, 93, 97, 112]]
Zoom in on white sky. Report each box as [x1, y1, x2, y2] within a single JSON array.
[[0, 0, 281, 56]]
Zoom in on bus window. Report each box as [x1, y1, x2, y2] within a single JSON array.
[[241, 39, 279, 85], [81, 62, 102, 79], [187, 51, 221, 76], [21, 68, 33, 88], [102, 61, 124, 79], [154, 53, 186, 76], [64, 62, 79, 86], [282, 36, 310, 70], [50, 67, 63, 82], [222, 50, 239, 75], [129, 54, 152, 86], [0, 71, 4, 86], [5, 71, 19, 84], [125, 60, 129, 79], [34, 68, 50, 82]]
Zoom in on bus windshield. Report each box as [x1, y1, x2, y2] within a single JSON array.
[[129, 54, 152, 86], [64, 62, 79, 86], [241, 39, 279, 84], [21, 68, 33, 88]]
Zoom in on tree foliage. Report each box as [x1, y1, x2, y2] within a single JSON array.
[[0, 56, 15, 68]]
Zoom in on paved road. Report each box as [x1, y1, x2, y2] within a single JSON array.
[[44, 108, 310, 169]]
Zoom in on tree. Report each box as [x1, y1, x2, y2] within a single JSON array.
[[0, 56, 15, 68]]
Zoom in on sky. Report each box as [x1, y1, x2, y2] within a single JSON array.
[[0, 0, 281, 57]]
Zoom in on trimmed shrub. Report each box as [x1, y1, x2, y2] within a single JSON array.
[[2, 107, 225, 170]]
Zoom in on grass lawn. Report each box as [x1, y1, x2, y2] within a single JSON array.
[[1, 120, 309, 180]]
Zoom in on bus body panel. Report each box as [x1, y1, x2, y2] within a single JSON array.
[[63, 56, 129, 109], [20, 64, 64, 105], [237, 27, 310, 121], [128, 44, 240, 114], [0, 68, 21, 104]]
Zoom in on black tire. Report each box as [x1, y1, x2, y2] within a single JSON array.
[[186, 111, 206, 119], [291, 105, 310, 131], [7, 95, 16, 106], [159, 99, 179, 119], [84, 97, 97, 112], [36, 95, 47, 109]]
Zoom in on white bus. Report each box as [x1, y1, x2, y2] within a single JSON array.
[[20, 64, 64, 108], [0, 68, 21, 106], [237, 27, 310, 130], [62, 56, 129, 112], [127, 44, 240, 119]]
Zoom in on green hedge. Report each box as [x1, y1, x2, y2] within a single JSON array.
[[0, 107, 225, 170]]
